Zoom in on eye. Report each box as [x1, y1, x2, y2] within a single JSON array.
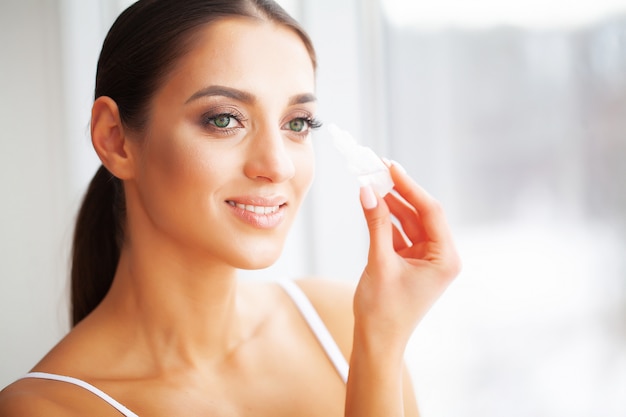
[[204, 113, 240, 129], [199, 109, 248, 136], [288, 118, 307, 133], [282, 117, 322, 135], [213, 115, 232, 128]]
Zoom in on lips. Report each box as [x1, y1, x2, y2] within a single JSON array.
[[225, 196, 288, 229]]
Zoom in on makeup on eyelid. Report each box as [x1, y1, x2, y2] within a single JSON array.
[[328, 124, 394, 196]]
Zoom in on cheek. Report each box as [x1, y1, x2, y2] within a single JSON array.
[[143, 139, 193, 191], [136, 129, 221, 217], [295, 145, 315, 195], [142, 124, 217, 187]]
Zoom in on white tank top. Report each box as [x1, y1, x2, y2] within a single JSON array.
[[20, 280, 349, 417]]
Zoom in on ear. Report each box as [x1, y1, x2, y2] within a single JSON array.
[[91, 96, 136, 180]]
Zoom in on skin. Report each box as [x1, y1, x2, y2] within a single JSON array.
[[0, 16, 460, 417]]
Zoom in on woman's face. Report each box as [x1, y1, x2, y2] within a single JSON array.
[[126, 18, 317, 269]]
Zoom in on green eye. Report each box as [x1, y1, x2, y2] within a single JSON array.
[[213, 115, 231, 128], [288, 118, 307, 132]]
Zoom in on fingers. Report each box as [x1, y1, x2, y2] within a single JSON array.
[[384, 191, 427, 245], [387, 163, 453, 245], [359, 186, 394, 261], [360, 163, 460, 278], [387, 162, 462, 276]]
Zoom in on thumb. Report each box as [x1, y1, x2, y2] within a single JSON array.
[[360, 186, 393, 262]]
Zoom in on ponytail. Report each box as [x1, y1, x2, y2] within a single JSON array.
[[70, 165, 124, 326]]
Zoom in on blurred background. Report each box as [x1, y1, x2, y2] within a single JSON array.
[[1, 0, 625, 415]]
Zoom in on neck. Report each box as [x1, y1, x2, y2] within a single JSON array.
[[96, 243, 251, 373]]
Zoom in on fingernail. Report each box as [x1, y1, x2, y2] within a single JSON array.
[[391, 160, 407, 174], [360, 185, 378, 209]]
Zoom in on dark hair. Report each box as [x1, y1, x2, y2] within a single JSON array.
[[71, 0, 317, 326]]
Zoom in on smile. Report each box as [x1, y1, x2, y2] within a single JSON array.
[[226, 200, 281, 215]]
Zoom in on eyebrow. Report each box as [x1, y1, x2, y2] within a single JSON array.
[[185, 85, 317, 106], [288, 92, 317, 106]]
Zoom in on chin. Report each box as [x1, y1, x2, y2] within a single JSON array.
[[236, 256, 281, 271], [229, 242, 285, 271]]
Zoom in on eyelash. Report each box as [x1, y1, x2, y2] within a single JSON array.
[[303, 117, 323, 131]]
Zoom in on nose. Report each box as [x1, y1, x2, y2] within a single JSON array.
[[243, 125, 295, 183]]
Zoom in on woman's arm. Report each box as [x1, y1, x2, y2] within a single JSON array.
[[296, 278, 420, 416], [345, 162, 461, 417]]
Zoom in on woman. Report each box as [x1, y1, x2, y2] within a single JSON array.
[[0, 0, 460, 416]]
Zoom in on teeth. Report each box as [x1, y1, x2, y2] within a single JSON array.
[[229, 201, 279, 214]]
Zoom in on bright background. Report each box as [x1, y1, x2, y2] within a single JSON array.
[[1, 1, 625, 415]]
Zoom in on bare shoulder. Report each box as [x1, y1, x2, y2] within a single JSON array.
[[0, 379, 75, 416], [293, 277, 356, 315], [0, 373, 120, 417], [293, 277, 357, 359]]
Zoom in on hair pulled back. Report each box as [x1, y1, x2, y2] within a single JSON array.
[[71, 0, 316, 326]]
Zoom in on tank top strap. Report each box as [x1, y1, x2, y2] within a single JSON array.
[[277, 280, 350, 383], [20, 372, 139, 417]]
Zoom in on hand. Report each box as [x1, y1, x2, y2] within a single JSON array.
[[353, 162, 461, 354]]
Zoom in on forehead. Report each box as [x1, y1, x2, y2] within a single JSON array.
[[160, 17, 316, 104]]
